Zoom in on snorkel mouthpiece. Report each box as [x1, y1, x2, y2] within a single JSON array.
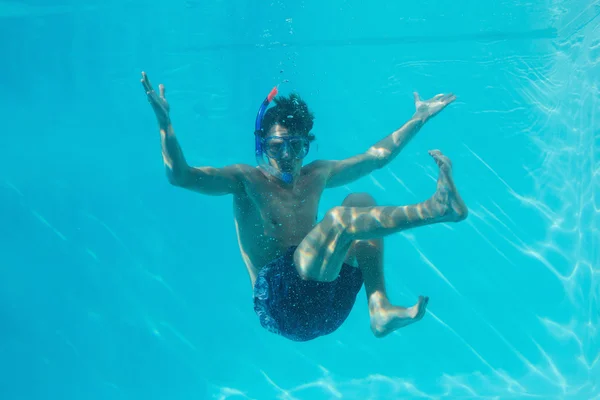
[[281, 171, 293, 183], [254, 86, 293, 184]]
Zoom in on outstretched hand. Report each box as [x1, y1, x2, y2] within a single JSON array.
[[413, 92, 456, 121], [141, 71, 171, 128]]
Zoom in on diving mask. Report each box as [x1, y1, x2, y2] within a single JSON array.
[[262, 135, 310, 160], [254, 86, 311, 183]]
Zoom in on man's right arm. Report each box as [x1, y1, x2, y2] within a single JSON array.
[[141, 72, 244, 196], [160, 123, 244, 196]]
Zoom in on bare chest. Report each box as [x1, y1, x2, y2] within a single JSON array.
[[249, 179, 323, 235], [232, 168, 329, 283], [235, 171, 327, 243]]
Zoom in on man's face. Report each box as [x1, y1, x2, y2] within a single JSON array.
[[264, 124, 309, 175]]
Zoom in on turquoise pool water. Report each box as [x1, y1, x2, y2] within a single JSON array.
[[1, 1, 598, 399]]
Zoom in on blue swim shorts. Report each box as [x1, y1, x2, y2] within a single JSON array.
[[253, 246, 364, 342]]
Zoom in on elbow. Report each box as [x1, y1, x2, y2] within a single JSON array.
[[374, 156, 387, 170], [365, 149, 388, 170], [165, 167, 190, 188], [166, 174, 181, 187], [370, 154, 387, 171]]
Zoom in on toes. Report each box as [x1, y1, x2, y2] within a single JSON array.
[[428, 150, 453, 170], [428, 150, 443, 164], [428, 149, 443, 158], [416, 296, 429, 320], [428, 150, 444, 167]]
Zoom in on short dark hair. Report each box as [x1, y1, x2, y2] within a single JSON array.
[[261, 93, 315, 141]]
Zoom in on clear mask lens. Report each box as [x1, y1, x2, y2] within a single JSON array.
[[264, 136, 309, 159]]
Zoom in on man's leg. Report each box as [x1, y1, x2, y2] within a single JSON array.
[[293, 150, 467, 330], [341, 193, 430, 337], [341, 193, 385, 300], [294, 150, 467, 281]]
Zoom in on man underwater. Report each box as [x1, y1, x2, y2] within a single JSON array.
[[141, 72, 468, 342]]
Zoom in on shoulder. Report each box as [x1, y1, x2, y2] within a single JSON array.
[[302, 159, 334, 174], [301, 159, 335, 181], [225, 164, 269, 187], [222, 163, 257, 177]]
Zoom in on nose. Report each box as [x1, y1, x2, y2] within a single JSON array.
[[280, 144, 291, 159]]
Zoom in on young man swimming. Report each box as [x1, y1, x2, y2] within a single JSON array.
[[141, 72, 467, 342]]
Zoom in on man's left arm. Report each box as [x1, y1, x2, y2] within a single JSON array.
[[325, 92, 456, 188]]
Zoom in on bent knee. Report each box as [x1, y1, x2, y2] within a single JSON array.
[[342, 192, 377, 207], [294, 249, 339, 283], [323, 206, 347, 230]]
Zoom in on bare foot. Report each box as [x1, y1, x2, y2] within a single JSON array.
[[428, 149, 468, 222], [369, 296, 429, 338]]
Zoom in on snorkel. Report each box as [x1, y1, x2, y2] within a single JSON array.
[[254, 86, 294, 184]]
